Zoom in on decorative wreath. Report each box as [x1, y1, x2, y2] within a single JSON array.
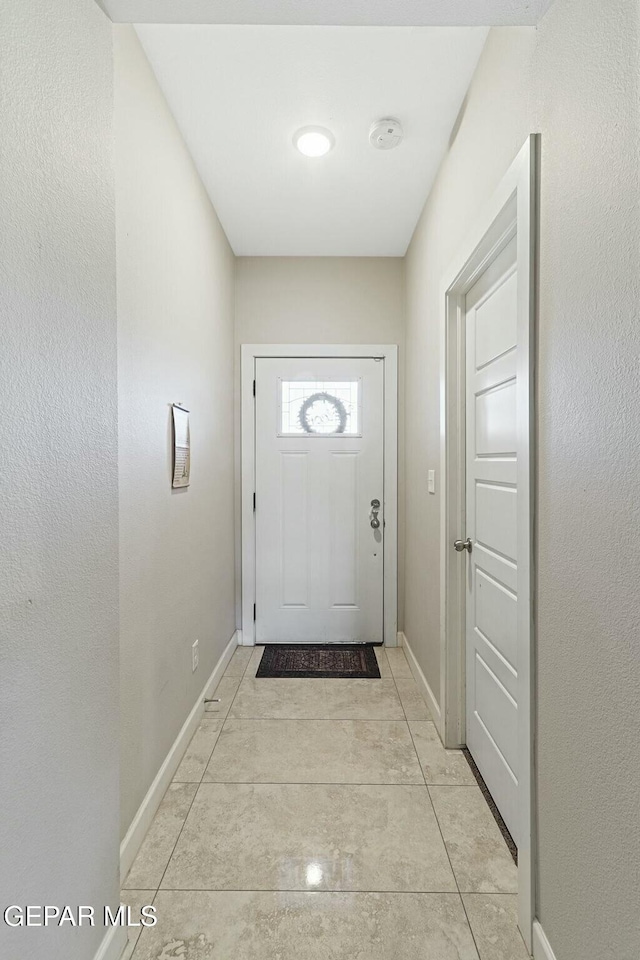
[[298, 391, 348, 434]]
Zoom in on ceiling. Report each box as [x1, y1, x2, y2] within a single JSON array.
[[100, 0, 553, 27], [136, 25, 490, 256]]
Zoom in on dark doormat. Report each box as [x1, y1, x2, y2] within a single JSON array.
[[462, 748, 518, 864], [255, 644, 381, 679]]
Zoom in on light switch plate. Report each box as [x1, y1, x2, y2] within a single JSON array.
[[427, 469, 436, 494]]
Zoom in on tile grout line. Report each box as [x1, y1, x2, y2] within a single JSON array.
[[198, 646, 255, 776], [125, 888, 161, 960], [177, 650, 248, 781], [202, 715, 408, 721], [201, 716, 414, 723], [203, 646, 257, 774], [387, 650, 429, 788], [204, 655, 248, 720], [402, 702, 485, 952], [173, 780, 436, 787], [404, 721, 428, 789], [145, 887, 476, 895], [458, 890, 483, 958], [390, 644, 482, 958], [424, 780, 483, 959], [151, 649, 253, 900], [142, 788, 198, 895], [388, 640, 477, 942]]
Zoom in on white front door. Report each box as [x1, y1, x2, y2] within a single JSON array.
[[465, 236, 521, 844], [255, 357, 384, 643]]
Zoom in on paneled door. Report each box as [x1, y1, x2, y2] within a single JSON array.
[[255, 357, 384, 643], [465, 236, 521, 844]]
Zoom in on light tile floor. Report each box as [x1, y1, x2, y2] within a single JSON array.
[[122, 646, 529, 959]]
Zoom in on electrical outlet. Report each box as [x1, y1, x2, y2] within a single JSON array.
[[192, 639, 199, 672]]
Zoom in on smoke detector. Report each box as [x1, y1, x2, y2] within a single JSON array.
[[369, 118, 403, 151]]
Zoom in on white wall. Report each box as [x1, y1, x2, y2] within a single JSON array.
[[115, 26, 236, 837], [0, 2, 120, 959], [235, 257, 405, 344], [404, 2, 640, 958], [235, 256, 406, 628]]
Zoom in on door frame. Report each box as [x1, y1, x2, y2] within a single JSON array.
[[439, 136, 537, 949], [241, 343, 398, 647]]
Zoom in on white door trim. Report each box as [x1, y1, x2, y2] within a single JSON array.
[[439, 135, 537, 949], [241, 343, 398, 647]]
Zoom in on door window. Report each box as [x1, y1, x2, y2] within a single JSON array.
[[278, 380, 360, 436]]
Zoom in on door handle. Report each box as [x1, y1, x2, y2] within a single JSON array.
[[370, 499, 381, 529], [454, 538, 472, 553]]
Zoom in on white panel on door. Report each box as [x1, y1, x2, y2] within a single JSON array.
[[475, 629, 517, 703], [475, 379, 517, 455], [473, 544, 517, 594], [281, 452, 309, 608], [474, 269, 517, 369], [475, 568, 518, 672], [330, 452, 358, 608], [255, 357, 384, 643], [474, 654, 518, 777], [475, 482, 518, 561]]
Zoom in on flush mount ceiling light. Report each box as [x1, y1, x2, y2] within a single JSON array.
[[293, 126, 335, 158]]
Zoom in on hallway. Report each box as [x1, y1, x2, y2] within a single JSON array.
[[121, 645, 526, 959], [4, 2, 640, 959]]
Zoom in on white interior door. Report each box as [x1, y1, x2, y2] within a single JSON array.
[[255, 357, 384, 643], [465, 236, 521, 844]]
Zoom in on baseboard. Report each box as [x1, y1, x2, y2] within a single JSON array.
[[533, 921, 557, 960], [120, 630, 240, 880], [92, 923, 128, 960], [399, 631, 443, 732]]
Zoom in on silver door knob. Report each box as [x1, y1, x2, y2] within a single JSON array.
[[454, 538, 472, 553], [370, 499, 381, 529]]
